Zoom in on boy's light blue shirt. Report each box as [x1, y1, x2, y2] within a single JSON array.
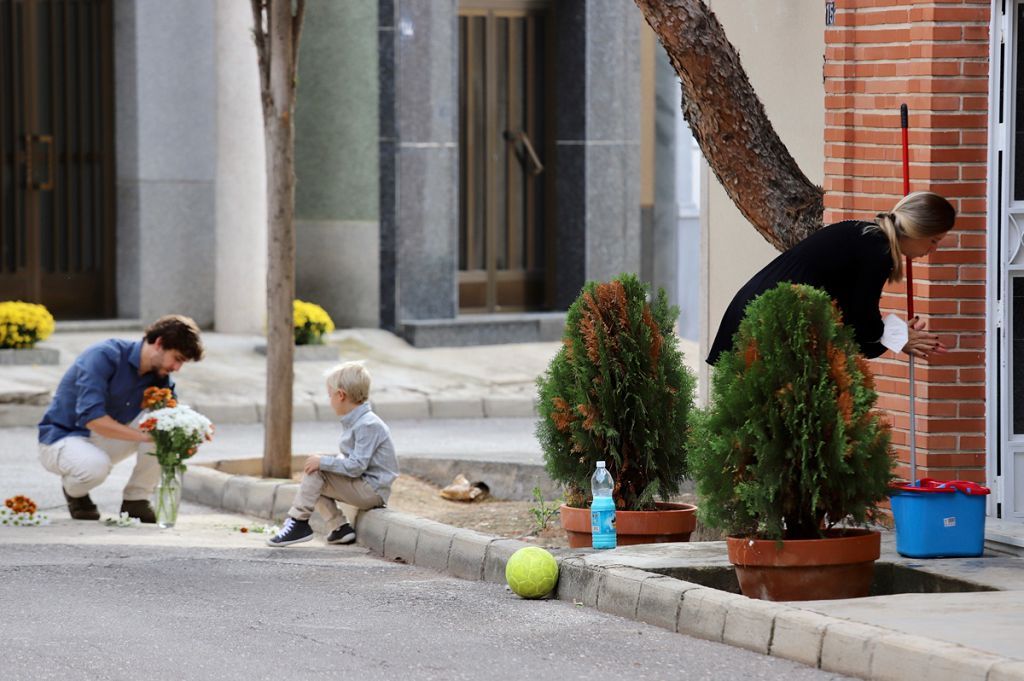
[[319, 402, 399, 503]]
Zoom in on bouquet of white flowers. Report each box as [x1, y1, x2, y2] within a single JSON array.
[[140, 405, 214, 473]]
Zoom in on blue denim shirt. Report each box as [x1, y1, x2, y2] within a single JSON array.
[[38, 339, 174, 445]]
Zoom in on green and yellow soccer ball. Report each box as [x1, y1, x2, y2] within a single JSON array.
[[505, 546, 559, 599]]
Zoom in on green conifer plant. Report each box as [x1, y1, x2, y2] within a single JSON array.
[[536, 273, 696, 511], [689, 283, 893, 540]]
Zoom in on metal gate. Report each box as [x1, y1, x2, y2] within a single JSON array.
[[989, 0, 1024, 521], [458, 0, 553, 313], [0, 0, 115, 318]]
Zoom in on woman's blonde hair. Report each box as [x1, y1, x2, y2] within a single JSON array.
[[325, 361, 371, 404], [869, 191, 956, 283]]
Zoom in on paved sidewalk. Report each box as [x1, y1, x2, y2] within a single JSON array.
[[0, 326, 703, 427], [0, 327, 573, 426]]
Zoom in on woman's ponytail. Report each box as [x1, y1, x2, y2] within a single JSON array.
[[866, 192, 956, 283], [873, 212, 904, 282]]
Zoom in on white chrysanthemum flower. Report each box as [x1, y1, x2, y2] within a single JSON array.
[[146, 405, 214, 437]]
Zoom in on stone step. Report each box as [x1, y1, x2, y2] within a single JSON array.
[[400, 312, 566, 348]]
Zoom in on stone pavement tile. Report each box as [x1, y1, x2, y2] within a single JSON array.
[[635, 574, 698, 631], [677, 587, 744, 642], [869, 633, 1007, 681], [372, 394, 430, 421], [381, 511, 430, 565], [482, 538, 531, 584], [222, 476, 280, 517], [413, 519, 457, 573], [182, 466, 231, 509], [311, 396, 334, 421], [820, 620, 888, 679], [194, 402, 260, 425], [723, 598, 788, 655], [447, 529, 494, 581], [292, 401, 317, 423], [769, 609, 832, 668], [252, 402, 317, 423], [483, 395, 536, 418], [554, 557, 600, 607], [0, 404, 44, 427], [0, 376, 50, 403], [270, 483, 299, 519], [428, 395, 484, 419], [355, 508, 390, 556], [990, 660, 1024, 681], [596, 567, 653, 620]]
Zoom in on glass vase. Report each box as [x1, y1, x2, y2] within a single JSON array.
[[155, 466, 183, 529]]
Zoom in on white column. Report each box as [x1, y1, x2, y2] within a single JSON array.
[[214, 0, 267, 334]]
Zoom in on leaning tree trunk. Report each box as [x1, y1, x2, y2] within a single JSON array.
[[634, 0, 823, 251], [251, 0, 305, 478]]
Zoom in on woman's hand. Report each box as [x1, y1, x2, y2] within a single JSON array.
[[303, 455, 322, 475], [902, 316, 947, 359]]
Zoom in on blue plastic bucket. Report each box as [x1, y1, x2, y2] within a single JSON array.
[[889, 478, 990, 558]]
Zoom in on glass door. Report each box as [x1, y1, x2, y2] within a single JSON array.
[[457, 0, 553, 313], [0, 0, 116, 318]]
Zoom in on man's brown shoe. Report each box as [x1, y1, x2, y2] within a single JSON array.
[[63, 488, 100, 521], [120, 499, 157, 524]]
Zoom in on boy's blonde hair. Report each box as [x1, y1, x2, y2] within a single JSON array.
[[325, 361, 371, 404]]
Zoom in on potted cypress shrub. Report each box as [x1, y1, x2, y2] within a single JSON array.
[[690, 283, 893, 600], [536, 273, 697, 547]]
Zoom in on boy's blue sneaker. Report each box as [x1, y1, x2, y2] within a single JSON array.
[[267, 518, 314, 547], [326, 523, 356, 545]]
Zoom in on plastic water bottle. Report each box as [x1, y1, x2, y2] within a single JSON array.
[[590, 461, 616, 549]]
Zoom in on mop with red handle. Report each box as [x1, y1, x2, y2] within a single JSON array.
[[901, 103, 917, 484]]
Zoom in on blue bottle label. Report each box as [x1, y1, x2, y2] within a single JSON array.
[[591, 508, 616, 549], [591, 508, 615, 535]]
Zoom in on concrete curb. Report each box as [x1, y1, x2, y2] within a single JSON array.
[[549, 556, 1024, 681], [182, 465, 1024, 681], [0, 347, 60, 366], [0, 392, 538, 427]]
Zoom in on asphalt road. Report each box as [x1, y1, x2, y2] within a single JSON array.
[[1, 420, 850, 680], [0, 540, 852, 681]]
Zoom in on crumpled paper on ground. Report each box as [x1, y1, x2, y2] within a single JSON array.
[[440, 474, 490, 502]]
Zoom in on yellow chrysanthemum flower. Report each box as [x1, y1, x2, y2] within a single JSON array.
[[292, 300, 334, 345], [0, 301, 55, 349]]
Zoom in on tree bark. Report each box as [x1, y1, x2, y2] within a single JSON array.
[[633, 0, 823, 251], [251, 0, 305, 479]]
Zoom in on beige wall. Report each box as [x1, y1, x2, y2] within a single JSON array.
[[699, 1, 824, 397]]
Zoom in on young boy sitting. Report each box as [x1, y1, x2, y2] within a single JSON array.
[[268, 361, 399, 547]]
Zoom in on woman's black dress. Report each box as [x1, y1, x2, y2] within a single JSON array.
[[706, 220, 894, 365]]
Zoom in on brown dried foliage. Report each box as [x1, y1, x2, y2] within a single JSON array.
[[744, 339, 759, 368], [551, 397, 574, 433], [642, 306, 663, 367]]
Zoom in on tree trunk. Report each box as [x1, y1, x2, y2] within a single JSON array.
[[633, 0, 823, 251], [251, 0, 305, 479]]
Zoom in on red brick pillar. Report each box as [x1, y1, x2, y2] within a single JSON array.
[[824, 1, 990, 483]]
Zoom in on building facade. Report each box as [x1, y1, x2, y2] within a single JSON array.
[[3, 0, 681, 344]]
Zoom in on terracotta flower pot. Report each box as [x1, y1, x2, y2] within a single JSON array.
[[559, 502, 697, 549], [726, 529, 881, 601]]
